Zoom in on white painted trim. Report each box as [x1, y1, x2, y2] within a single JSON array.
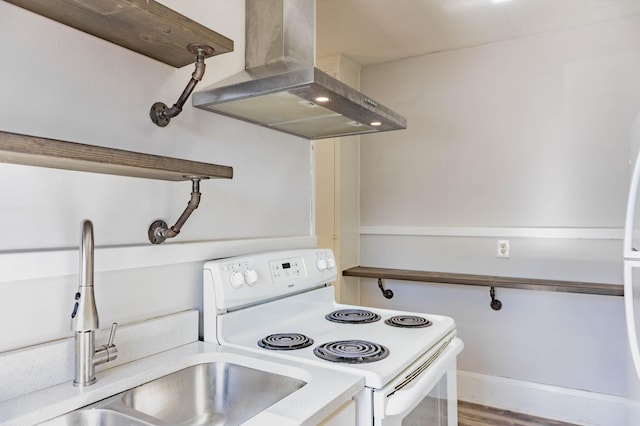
[[360, 226, 623, 240], [0, 235, 317, 283], [310, 140, 317, 238], [458, 370, 628, 425]]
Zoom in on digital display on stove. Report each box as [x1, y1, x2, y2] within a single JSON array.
[[269, 257, 303, 284]]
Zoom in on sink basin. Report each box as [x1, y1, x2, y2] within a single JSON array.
[[120, 362, 306, 425], [38, 408, 157, 426], [40, 361, 307, 426]]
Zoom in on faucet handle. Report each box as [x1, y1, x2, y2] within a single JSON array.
[[94, 322, 118, 366], [107, 322, 118, 347]]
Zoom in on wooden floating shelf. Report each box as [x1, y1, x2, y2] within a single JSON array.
[[342, 266, 623, 297], [0, 131, 233, 181], [5, 0, 234, 67]]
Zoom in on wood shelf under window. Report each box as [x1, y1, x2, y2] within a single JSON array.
[[0, 131, 233, 181], [5, 0, 234, 67], [342, 266, 623, 297]]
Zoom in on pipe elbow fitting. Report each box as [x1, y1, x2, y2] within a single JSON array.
[[192, 61, 206, 81]]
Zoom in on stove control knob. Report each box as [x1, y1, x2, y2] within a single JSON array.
[[244, 269, 258, 285], [230, 271, 245, 288], [327, 257, 336, 269], [317, 258, 328, 271]]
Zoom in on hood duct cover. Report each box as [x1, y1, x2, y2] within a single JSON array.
[[192, 0, 406, 140]]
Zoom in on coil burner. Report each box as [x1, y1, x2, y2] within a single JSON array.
[[385, 315, 433, 328], [325, 309, 381, 324], [314, 340, 389, 364], [258, 333, 314, 351]]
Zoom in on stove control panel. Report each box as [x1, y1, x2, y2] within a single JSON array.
[[269, 256, 304, 284], [203, 248, 337, 311]]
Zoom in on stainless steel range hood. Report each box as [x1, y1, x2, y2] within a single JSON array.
[[192, 0, 406, 140]]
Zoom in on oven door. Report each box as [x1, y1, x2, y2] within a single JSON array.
[[373, 337, 463, 426]]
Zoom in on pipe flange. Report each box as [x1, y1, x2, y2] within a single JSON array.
[[187, 44, 215, 57], [183, 175, 209, 181], [150, 102, 170, 127], [148, 220, 168, 244]]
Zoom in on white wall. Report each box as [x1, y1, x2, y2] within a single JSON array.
[[357, 14, 640, 417], [361, 17, 640, 229], [0, 2, 313, 352]]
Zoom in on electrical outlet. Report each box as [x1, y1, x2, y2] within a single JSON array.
[[497, 240, 510, 258]]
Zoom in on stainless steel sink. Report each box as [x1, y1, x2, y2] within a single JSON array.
[[40, 362, 306, 426], [121, 362, 306, 425], [38, 408, 159, 426]]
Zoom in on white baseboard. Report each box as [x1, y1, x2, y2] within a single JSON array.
[[458, 370, 628, 425]]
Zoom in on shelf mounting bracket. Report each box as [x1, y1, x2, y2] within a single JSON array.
[[148, 177, 205, 244], [490, 286, 502, 311], [150, 44, 214, 127], [378, 278, 394, 299]]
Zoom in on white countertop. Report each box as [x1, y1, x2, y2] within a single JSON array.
[[0, 341, 364, 426]]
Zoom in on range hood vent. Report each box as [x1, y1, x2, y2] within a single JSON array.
[[192, 0, 406, 140]]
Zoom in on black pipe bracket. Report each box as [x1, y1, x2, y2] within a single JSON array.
[[490, 286, 502, 311], [378, 278, 394, 299], [148, 177, 205, 244], [150, 44, 215, 127]]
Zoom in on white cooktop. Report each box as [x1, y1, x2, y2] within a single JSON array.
[[213, 286, 455, 389], [203, 248, 456, 389]]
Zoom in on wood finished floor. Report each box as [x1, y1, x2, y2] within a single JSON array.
[[458, 401, 578, 426]]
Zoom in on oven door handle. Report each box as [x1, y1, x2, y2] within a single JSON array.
[[385, 338, 463, 417]]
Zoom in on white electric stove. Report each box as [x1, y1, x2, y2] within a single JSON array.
[[203, 248, 463, 426]]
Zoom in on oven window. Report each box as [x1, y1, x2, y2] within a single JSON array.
[[401, 371, 448, 426]]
